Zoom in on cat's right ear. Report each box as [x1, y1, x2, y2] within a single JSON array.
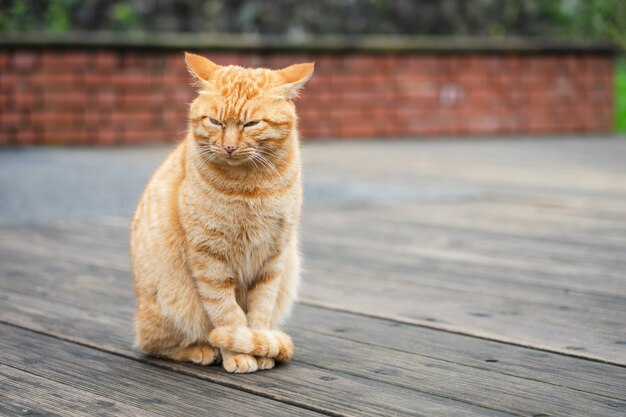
[[184, 52, 219, 82]]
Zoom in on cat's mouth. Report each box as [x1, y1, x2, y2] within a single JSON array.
[[220, 151, 253, 165]]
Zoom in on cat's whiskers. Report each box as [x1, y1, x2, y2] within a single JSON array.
[[197, 145, 219, 167], [245, 150, 262, 171], [253, 150, 283, 181]]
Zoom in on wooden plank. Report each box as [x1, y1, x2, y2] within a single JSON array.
[[14, 202, 626, 298], [288, 329, 626, 417], [5, 242, 624, 363], [303, 209, 626, 287], [300, 275, 626, 365], [0, 364, 155, 417], [1, 218, 625, 364], [0, 293, 509, 417], [0, 227, 131, 271], [302, 140, 626, 208], [291, 305, 626, 401], [5, 215, 625, 296], [0, 325, 325, 417], [2, 268, 626, 416], [5, 247, 625, 406], [5, 220, 623, 317]]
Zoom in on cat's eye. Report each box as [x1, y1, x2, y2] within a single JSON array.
[[243, 120, 260, 128], [207, 117, 223, 128]]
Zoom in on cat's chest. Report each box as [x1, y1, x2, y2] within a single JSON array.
[[191, 197, 291, 282]]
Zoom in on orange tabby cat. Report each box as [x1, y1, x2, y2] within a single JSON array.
[[130, 53, 313, 373]]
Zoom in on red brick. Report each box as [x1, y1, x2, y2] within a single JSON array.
[[161, 110, 185, 126], [96, 51, 120, 70], [396, 77, 438, 100], [0, 52, 10, 69], [0, 50, 617, 146], [0, 72, 19, 88], [1, 111, 22, 127], [15, 129, 39, 146], [13, 51, 38, 70], [30, 112, 83, 128], [110, 111, 155, 127], [14, 92, 38, 109], [342, 55, 379, 75], [96, 129, 122, 145], [0, 129, 13, 146], [41, 51, 74, 72], [166, 53, 188, 72], [84, 110, 111, 126], [42, 91, 87, 108], [95, 90, 118, 107], [160, 73, 184, 87], [406, 56, 441, 74], [265, 55, 301, 70], [0, 89, 13, 110], [123, 129, 169, 144], [30, 72, 78, 88], [65, 52, 90, 67], [338, 122, 378, 138], [111, 72, 157, 90], [82, 73, 108, 87], [122, 92, 163, 108], [42, 130, 90, 146]]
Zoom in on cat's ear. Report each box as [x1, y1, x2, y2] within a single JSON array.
[[273, 62, 315, 99], [184, 52, 219, 82]]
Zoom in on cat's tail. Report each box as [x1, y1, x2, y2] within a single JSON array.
[[208, 326, 294, 361]]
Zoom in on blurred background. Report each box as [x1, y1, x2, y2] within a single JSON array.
[[0, 0, 624, 146], [1, 0, 625, 225]]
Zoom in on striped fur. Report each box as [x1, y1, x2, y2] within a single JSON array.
[[130, 53, 313, 373]]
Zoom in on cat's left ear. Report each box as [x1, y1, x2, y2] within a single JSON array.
[[184, 52, 219, 82], [273, 62, 315, 99]]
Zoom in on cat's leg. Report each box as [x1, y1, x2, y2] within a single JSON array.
[[246, 269, 281, 370], [246, 250, 299, 370], [134, 289, 220, 365], [269, 248, 300, 329], [205, 250, 297, 367], [188, 251, 258, 373]]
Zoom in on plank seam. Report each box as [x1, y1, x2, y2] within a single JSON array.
[[295, 327, 626, 402], [298, 300, 626, 368], [0, 362, 155, 416], [0, 321, 343, 417]]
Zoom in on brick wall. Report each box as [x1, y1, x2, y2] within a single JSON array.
[[0, 49, 615, 146]]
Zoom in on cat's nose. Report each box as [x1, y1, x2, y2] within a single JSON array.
[[223, 145, 238, 155]]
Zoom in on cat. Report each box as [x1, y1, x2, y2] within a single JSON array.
[[130, 52, 313, 373]]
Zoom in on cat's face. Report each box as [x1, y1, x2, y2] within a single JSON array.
[[185, 53, 313, 167]]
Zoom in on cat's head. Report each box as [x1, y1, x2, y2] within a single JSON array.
[[185, 52, 314, 167]]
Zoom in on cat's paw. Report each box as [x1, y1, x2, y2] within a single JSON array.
[[189, 345, 220, 365], [256, 357, 275, 370], [223, 353, 258, 373]]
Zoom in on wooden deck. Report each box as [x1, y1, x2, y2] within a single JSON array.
[[1, 138, 626, 416]]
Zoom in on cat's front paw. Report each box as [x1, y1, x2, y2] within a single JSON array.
[[223, 352, 258, 373], [256, 357, 275, 370]]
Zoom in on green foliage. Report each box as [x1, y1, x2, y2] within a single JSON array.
[[615, 55, 626, 132], [0, 0, 38, 32], [0, 0, 625, 43], [543, 0, 626, 47], [44, 0, 81, 32], [109, 3, 139, 31], [0, 0, 83, 32]]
